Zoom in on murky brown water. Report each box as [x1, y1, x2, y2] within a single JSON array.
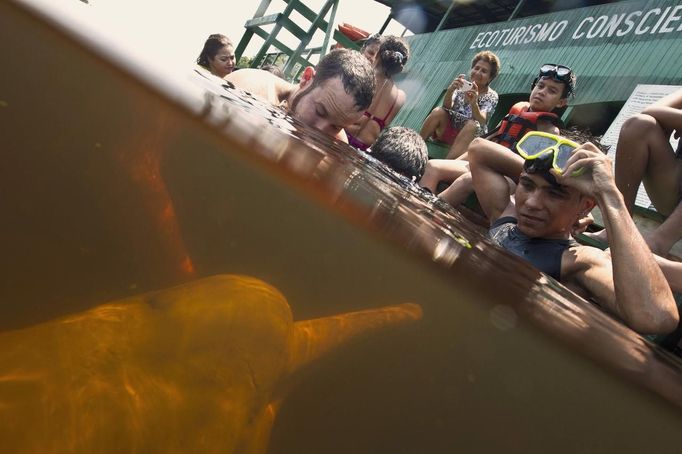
[[2, 1, 682, 452]]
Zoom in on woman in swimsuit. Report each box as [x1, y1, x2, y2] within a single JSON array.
[[345, 36, 409, 151], [196, 34, 236, 79]]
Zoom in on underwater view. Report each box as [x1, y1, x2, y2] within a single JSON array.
[[2, 0, 682, 452]]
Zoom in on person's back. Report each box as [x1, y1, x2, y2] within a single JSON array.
[[225, 68, 292, 106], [345, 36, 409, 150]]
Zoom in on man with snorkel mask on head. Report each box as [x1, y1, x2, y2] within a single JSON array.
[[468, 130, 679, 335]]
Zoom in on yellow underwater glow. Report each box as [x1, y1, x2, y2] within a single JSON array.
[[0, 275, 421, 453]]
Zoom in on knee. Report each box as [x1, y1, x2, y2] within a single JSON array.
[[620, 113, 658, 138], [468, 137, 487, 155], [429, 107, 447, 119]]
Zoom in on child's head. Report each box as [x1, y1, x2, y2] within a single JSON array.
[[529, 64, 576, 112], [371, 127, 428, 180]]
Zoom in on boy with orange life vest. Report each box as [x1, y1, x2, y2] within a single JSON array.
[[420, 64, 577, 208]]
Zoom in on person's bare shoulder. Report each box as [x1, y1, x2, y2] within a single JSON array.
[[226, 69, 289, 105]]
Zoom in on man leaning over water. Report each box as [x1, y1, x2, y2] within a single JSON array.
[[467, 133, 679, 335], [226, 49, 375, 144]]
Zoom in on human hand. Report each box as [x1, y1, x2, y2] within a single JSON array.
[[551, 143, 615, 197], [465, 81, 478, 105], [571, 212, 594, 236], [448, 74, 467, 91]]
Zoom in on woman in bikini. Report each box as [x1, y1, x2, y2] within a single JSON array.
[[345, 36, 409, 151]]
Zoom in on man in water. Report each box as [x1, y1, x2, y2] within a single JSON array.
[[226, 49, 375, 143], [467, 133, 679, 335], [370, 126, 428, 181]]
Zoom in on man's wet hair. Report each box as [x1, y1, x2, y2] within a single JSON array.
[[312, 49, 375, 111], [371, 127, 428, 180], [560, 127, 608, 154]]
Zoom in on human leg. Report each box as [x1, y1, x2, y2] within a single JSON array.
[[614, 113, 682, 253], [420, 107, 449, 140], [438, 171, 474, 207], [446, 120, 478, 159], [615, 113, 680, 213], [419, 159, 470, 193]]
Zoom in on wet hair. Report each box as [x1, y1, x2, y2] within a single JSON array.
[[261, 64, 284, 79], [371, 127, 428, 180], [196, 34, 233, 69], [559, 127, 608, 154], [471, 51, 500, 81], [361, 33, 382, 52], [377, 36, 410, 78], [311, 49, 375, 111]]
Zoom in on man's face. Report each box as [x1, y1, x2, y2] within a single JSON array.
[[289, 77, 365, 139], [529, 77, 567, 112], [514, 172, 585, 239]]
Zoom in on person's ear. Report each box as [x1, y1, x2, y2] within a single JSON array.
[[556, 97, 568, 108], [579, 197, 596, 216], [299, 66, 316, 88]]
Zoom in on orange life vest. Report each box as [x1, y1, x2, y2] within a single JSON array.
[[491, 102, 561, 151]]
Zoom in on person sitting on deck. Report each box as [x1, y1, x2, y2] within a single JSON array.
[[344, 36, 409, 151], [419, 51, 500, 159], [369, 126, 428, 181], [225, 49, 375, 143], [421, 63, 575, 208], [589, 88, 682, 256], [467, 131, 678, 335], [196, 34, 236, 79]]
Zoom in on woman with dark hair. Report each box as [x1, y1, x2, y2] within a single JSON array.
[[196, 34, 235, 79], [345, 35, 409, 151], [360, 33, 381, 64]]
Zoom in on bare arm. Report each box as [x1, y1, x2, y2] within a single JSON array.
[[654, 255, 682, 294], [558, 144, 678, 334], [467, 84, 487, 125], [468, 138, 524, 223], [442, 74, 465, 109]]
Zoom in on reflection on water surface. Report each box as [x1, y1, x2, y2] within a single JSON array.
[[3, 0, 682, 452]]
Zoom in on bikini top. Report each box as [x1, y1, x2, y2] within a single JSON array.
[[363, 96, 398, 131]]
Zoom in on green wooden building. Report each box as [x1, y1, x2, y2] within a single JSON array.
[[392, 0, 682, 135]]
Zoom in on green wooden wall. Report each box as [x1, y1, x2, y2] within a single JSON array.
[[393, 0, 682, 133]]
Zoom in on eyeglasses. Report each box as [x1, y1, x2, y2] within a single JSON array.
[[516, 131, 584, 176]]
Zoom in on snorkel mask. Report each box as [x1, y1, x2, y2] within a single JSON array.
[[517, 131, 584, 180]]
